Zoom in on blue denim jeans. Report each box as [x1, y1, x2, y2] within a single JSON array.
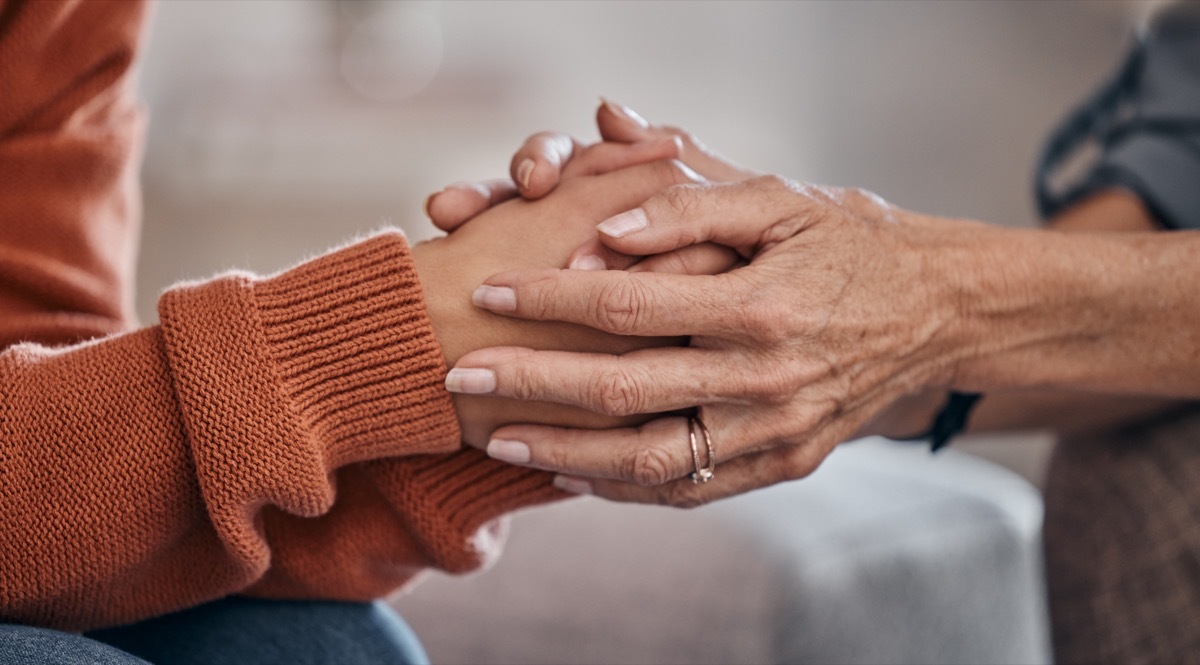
[[0, 597, 429, 665]]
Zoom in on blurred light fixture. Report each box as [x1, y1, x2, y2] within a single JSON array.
[[336, 0, 443, 102]]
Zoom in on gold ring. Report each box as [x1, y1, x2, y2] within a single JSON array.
[[688, 416, 715, 484]]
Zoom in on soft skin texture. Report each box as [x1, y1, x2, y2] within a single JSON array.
[[425, 129, 684, 232], [0, 0, 692, 630], [414, 158, 700, 445], [453, 173, 1200, 507], [427, 100, 750, 277]]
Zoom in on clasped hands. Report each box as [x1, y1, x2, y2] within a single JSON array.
[[428, 101, 969, 508]]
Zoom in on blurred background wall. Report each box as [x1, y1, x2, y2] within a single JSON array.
[[136, 0, 1157, 485]]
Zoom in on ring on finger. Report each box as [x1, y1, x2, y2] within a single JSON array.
[[688, 415, 716, 484]]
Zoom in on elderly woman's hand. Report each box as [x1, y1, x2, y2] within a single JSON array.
[[424, 100, 755, 275], [446, 176, 979, 506]]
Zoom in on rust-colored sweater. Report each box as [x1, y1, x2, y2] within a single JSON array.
[[0, 0, 559, 631]]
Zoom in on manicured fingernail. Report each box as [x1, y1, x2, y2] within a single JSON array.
[[516, 159, 535, 191], [597, 209, 647, 238], [569, 255, 606, 271], [487, 439, 531, 464], [444, 368, 496, 394], [601, 97, 649, 129], [553, 475, 594, 495], [471, 285, 516, 312]]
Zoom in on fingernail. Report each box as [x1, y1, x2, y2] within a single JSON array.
[[487, 439, 531, 464], [445, 368, 497, 394], [601, 97, 649, 129], [553, 475, 594, 495], [471, 285, 517, 312], [516, 159, 535, 191], [569, 255, 606, 271], [597, 208, 647, 238]]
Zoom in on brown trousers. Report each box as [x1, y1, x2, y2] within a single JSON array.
[[1045, 408, 1200, 664]]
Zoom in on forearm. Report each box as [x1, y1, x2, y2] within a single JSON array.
[[865, 190, 1188, 439], [0, 234, 503, 629], [969, 193, 1187, 431], [941, 230, 1199, 399]]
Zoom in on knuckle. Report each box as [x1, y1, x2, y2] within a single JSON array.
[[525, 273, 567, 322], [589, 366, 646, 416], [592, 277, 653, 335], [662, 183, 700, 217], [538, 438, 575, 472], [506, 365, 542, 402], [847, 186, 872, 204], [782, 445, 822, 482], [848, 186, 891, 218], [786, 403, 826, 437], [753, 173, 789, 191], [622, 446, 676, 487], [740, 298, 790, 345], [838, 186, 867, 210]]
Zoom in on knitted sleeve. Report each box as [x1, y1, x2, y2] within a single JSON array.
[[0, 0, 561, 631]]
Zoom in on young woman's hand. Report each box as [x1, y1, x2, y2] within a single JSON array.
[[413, 158, 705, 445]]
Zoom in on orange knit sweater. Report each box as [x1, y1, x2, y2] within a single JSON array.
[[0, 0, 560, 631]]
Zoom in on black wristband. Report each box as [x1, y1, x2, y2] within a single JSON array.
[[898, 391, 983, 453]]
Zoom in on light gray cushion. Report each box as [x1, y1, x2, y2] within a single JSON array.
[[391, 438, 1050, 665]]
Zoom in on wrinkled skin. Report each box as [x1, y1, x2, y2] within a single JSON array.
[[451, 175, 971, 506]]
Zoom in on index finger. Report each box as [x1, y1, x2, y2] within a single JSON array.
[[426, 179, 519, 232], [471, 268, 745, 339]]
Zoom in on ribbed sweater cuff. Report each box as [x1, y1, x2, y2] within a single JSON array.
[[159, 229, 462, 511], [395, 449, 569, 572], [251, 231, 461, 467]]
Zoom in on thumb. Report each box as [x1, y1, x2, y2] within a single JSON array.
[[593, 176, 805, 257]]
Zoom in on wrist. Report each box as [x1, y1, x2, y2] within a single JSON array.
[[933, 223, 1137, 393], [411, 238, 501, 445], [411, 238, 472, 368], [889, 213, 998, 392]]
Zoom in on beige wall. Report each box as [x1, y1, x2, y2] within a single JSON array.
[[135, 0, 1155, 483]]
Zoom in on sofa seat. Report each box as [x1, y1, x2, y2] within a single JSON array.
[[391, 437, 1051, 665]]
